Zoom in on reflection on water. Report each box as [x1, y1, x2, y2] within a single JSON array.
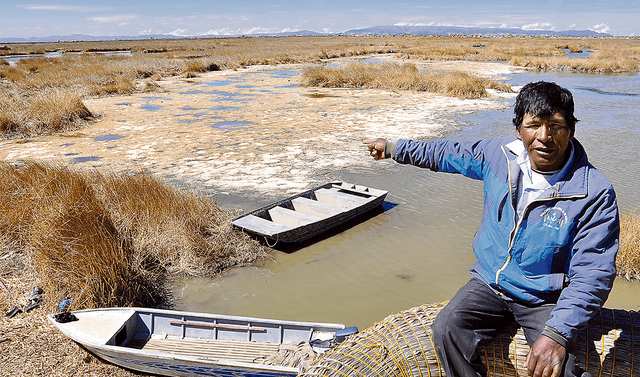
[[211, 120, 253, 129], [175, 67, 640, 328], [562, 48, 593, 59], [576, 87, 639, 96], [94, 135, 124, 141], [140, 104, 163, 111], [71, 156, 102, 164]]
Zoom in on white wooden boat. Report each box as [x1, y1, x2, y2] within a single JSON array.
[[232, 181, 388, 244], [48, 307, 350, 377]]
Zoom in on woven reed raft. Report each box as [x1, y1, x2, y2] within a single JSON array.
[[300, 302, 640, 377]]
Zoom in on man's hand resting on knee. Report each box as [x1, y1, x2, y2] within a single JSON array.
[[525, 335, 566, 377]]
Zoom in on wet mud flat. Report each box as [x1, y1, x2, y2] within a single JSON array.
[[0, 55, 518, 206]]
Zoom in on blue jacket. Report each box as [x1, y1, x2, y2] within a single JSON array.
[[394, 135, 619, 340]]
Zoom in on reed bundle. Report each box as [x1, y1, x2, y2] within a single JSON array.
[[301, 302, 640, 377]]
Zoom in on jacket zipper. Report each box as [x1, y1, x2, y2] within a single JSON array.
[[494, 146, 585, 287]]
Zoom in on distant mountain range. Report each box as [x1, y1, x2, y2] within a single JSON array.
[[1, 25, 611, 43], [342, 25, 611, 37]]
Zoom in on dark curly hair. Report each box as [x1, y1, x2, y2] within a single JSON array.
[[513, 81, 579, 136]]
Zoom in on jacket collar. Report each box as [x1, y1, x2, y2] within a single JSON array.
[[503, 137, 588, 199]]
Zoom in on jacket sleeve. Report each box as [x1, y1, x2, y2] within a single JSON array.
[[393, 137, 508, 180], [546, 186, 619, 341]]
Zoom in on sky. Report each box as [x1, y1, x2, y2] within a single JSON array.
[[1, 0, 639, 40]]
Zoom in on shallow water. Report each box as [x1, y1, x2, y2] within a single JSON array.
[[174, 67, 640, 329]]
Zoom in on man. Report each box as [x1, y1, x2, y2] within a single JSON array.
[[363, 81, 619, 377]]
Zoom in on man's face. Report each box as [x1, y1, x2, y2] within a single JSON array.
[[516, 112, 573, 172]]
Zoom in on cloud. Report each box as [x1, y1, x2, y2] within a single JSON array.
[[591, 23, 610, 33], [201, 26, 279, 36], [89, 14, 137, 23], [394, 22, 435, 27], [243, 27, 273, 35], [203, 28, 238, 36], [522, 23, 555, 31], [19, 4, 104, 12], [170, 29, 189, 36]]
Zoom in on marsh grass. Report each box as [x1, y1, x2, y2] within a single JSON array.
[[0, 88, 93, 138], [300, 62, 512, 98], [0, 160, 268, 310], [1, 36, 638, 139], [617, 211, 640, 280], [509, 55, 639, 73]]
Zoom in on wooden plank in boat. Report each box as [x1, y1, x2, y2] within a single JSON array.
[[232, 214, 293, 236], [128, 338, 280, 363], [268, 206, 323, 227], [291, 197, 345, 218], [331, 183, 376, 196], [315, 188, 372, 209]]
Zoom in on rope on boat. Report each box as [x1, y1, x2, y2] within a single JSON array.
[[300, 302, 640, 377], [264, 234, 279, 248]]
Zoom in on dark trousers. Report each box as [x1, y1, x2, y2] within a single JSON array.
[[431, 278, 586, 377]]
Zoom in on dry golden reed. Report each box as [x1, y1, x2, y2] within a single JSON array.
[[300, 62, 512, 98], [0, 160, 268, 310], [509, 55, 640, 73], [617, 210, 640, 280], [0, 88, 93, 138]]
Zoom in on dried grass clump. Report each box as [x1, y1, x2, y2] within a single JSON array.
[[398, 39, 569, 62], [97, 172, 261, 276], [617, 211, 640, 280], [509, 55, 639, 73], [0, 88, 93, 139], [300, 62, 512, 99], [182, 57, 222, 77], [0, 160, 268, 310]]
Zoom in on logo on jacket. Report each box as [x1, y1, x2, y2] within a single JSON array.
[[540, 207, 567, 230]]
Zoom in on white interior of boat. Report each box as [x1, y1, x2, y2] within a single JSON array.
[[51, 308, 342, 369]]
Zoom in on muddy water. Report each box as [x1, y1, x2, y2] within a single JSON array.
[[174, 68, 640, 329]]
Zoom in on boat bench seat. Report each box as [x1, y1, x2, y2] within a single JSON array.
[[268, 206, 322, 227], [314, 188, 372, 209], [232, 214, 293, 237], [291, 197, 345, 219]]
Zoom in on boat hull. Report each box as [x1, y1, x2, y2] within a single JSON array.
[[232, 182, 388, 244], [86, 345, 297, 376]]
